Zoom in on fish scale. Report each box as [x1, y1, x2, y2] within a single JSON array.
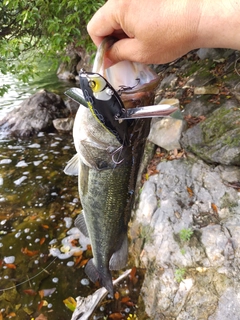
[[64, 36, 160, 297]]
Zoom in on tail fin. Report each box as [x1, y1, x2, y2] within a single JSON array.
[[85, 259, 114, 297]]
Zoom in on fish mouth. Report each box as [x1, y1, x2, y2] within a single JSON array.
[[93, 37, 160, 109]]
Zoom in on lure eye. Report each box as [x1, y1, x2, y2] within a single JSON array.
[[89, 80, 96, 89]]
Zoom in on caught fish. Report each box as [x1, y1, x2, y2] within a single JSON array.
[[64, 37, 174, 296]]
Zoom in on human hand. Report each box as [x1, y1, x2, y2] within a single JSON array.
[[87, 0, 202, 67], [87, 0, 240, 67]]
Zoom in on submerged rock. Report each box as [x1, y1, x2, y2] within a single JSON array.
[[0, 90, 69, 137]]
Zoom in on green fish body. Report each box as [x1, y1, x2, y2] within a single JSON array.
[[64, 37, 159, 296]]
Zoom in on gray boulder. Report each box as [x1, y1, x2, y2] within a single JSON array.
[[130, 157, 240, 320], [0, 90, 69, 137], [181, 99, 240, 166]]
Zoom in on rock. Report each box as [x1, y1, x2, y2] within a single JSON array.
[[0, 90, 70, 137], [130, 156, 240, 319], [57, 71, 76, 80], [159, 73, 178, 90], [53, 117, 74, 132], [183, 97, 219, 117], [65, 98, 80, 115], [129, 48, 240, 319], [196, 48, 234, 61], [148, 118, 187, 151], [194, 86, 220, 95], [181, 99, 240, 165], [57, 44, 81, 80], [148, 98, 186, 151]]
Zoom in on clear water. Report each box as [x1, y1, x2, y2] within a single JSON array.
[[0, 72, 141, 320], [0, 70, 75, 120]]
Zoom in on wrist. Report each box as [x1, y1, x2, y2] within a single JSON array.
[[196, 0, 240, 50]]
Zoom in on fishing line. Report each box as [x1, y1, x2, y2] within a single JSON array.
[[0, 257, 57, 292]]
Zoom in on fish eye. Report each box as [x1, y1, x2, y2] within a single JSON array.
[[89, 80, 96, 89]]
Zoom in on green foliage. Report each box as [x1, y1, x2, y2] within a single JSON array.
[[174, 268, 186, 283], [0, 0, 105, 93], [179, 228, 193, 242], [180, 248, 186, 255]]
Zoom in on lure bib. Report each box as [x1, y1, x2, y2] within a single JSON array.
[[79, 70, 131, 145]]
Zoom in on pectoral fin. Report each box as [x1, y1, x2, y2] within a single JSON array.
[[74, 212, 89, 237], [109, 235, 128, 270], [64, 153, 79, 176]]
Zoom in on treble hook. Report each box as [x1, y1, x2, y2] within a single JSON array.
[[117, 78, 140, 95], [111, 145, 124, 165]]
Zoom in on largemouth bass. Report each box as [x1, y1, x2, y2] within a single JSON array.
[[64, 37, 161, 296]]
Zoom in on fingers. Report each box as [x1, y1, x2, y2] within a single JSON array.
[[87, 2, 122, 47], [104, 38, 148, 67]]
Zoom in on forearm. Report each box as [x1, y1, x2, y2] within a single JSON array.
[[196, 0, 240, 50]]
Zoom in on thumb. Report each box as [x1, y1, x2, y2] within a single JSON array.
[[104, 38, 144, 68]]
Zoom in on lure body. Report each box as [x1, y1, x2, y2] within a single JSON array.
[[79, 70, 131, 145]]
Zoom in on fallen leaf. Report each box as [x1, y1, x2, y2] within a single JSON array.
[[86, 244, 92, 251], [114, 291, 120, 300], [211, 203, 218, 214], [79, 259, 89, 267], [72, 250, 83, 257], [39, 288, 56, 298], [187, 187, 194, 197], [6, 312, 16, 317], [109, 313, 124, 320], [23, 289, 37, 296], [21, 247, 39, 257], [29, 215, 38, 221], [70, 239, 78, 247], [5, 263, 17, 269], [121, 296, 131, 304], [40, 237, 46, 245], [63, 297, 77, 311], [74, 254, 83, 266], [38, 300, 44, 311], [129, 267, 137, 280], [41, 224, 49, 229]]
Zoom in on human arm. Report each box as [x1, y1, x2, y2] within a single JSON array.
[[87, 0, 240, 67]]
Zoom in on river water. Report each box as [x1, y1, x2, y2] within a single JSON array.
[[0, 72, 141, 320]]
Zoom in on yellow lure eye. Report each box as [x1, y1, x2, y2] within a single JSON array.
[[89, 80, 96, 89], [87, 75, 105, 93]]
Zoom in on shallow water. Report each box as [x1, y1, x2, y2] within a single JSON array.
[[0, 74, 142, 319], [0, 71, 75, 120]]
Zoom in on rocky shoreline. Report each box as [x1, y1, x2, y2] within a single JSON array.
[[130, 48, 240, 320], [1, 48, 240, 319]]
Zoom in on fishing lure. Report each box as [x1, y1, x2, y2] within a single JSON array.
[[64, 70, 181, 145], [79, 69, 131, 145]]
